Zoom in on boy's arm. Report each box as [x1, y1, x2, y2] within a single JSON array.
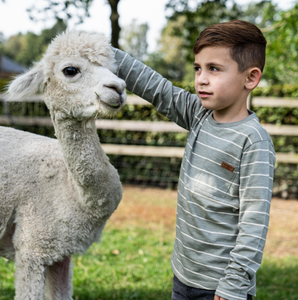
[[113, 48, 203, 131], [215, 141, 275, 300]]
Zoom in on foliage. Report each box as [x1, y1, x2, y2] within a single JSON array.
[[262, 4, 298, 85], [120, 20, 149, 62], [0, 20, 67, 67], [2, 0, 122, 48], [146, 16, 190, 81], [26, 0, 93, 25], [165, 0, 242, 62], [0, 78, 10, 92]]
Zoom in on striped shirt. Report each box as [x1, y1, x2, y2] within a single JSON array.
[[113, 49, 275, 300]]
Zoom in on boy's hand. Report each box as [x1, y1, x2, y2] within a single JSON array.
[[214, 295, 228, 300]]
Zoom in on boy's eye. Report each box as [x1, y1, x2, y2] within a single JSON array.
[[210, 66, 219, 71], [194, 67, 201, 72]]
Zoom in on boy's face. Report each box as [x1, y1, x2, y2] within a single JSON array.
[[194, 46, 250, 121]]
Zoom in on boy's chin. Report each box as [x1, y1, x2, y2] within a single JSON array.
[[200, 100, 214, 110]]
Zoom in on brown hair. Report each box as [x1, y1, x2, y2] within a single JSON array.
[[193, 20, 267, 72]]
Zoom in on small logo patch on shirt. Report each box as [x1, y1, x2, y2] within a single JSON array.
[[221, 161, 235, 172]]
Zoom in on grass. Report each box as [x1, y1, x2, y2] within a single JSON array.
[[255, 257, 298, 300], [72, 227, 174, 300], [1, 185, 298, 300]]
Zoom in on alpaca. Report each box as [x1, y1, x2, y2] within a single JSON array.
[[0, 31, 126, 300]]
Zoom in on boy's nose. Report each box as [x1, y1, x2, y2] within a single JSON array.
[[197, 73, 209, 86]]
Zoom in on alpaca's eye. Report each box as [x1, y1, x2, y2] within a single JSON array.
[[63, 67, 79, 77]]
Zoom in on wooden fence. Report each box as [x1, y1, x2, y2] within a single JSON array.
[[1, 94, 298, 164]]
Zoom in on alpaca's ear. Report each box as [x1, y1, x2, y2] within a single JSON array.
[[6, 61, 45, 101]]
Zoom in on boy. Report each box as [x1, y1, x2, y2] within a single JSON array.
[[113, 20, 275, 300]]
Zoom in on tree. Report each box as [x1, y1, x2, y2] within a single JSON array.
[[261, 3, 298, 85], [120, 20, 148, 61], [26, 0, 121, 48], [165, 0, 242, 62], [146, 15, 189, 81], [1, 0, 122, 47], [107, 0, 121, 48], [0, 20, 67, 67]]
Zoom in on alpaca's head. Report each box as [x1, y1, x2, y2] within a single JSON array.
[[7, 31, 127, 119]]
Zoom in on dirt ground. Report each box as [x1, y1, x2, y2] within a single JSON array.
[[109, 185, 298, 258]]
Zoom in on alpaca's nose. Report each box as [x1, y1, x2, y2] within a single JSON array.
[[104, 81, 126, 95]]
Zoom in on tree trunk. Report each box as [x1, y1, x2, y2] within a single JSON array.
[[107, 0, 121, 48]]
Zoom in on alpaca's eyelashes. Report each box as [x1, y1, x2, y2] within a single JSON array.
[[63, 67, 80, 77]]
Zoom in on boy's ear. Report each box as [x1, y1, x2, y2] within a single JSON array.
[[6, 61, 45, 101], [244, 67, 262, 91]]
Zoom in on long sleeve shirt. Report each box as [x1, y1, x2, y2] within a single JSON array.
[[113, 48, 275, 300]]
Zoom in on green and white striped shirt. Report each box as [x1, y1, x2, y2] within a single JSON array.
[[114, 49, 275, 300]]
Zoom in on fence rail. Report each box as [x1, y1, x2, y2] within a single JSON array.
[[1, 94, 298, 163]]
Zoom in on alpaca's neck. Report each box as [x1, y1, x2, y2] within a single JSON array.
[[51, 114, 112, 204]]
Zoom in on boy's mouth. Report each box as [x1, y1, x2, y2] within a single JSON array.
[[198, 91, 213, 98]]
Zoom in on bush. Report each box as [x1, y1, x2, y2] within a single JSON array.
[[0, 78, 10, 92]]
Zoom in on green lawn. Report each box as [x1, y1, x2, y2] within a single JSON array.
[[1, 227, 298, 300]]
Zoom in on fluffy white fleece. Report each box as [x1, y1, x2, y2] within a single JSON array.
[[0, 30, 126, 300]]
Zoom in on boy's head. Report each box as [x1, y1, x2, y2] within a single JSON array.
[[193, 20, 267, 72]]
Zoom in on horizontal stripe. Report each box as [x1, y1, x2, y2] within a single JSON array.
[[240, 174, 273, 180], [177, 203, 231, 226], [183, 171, 239, 199], [241, 161, 274, 168], [172, 261, 210, 289], [226, 128, 252, 144], [240, 198, 271, 204], [240, 210, 270, 217], [174, 249, 225, 271], [185, 157, 239, 186], [179, 226, 235, 248], [176, 237, 231, 261], [243, 148, 276, 158], [240, 222, 268, 229], [240, 186, 272, 192], [238, 233, 266, 241], [234, 244, 263, 254], [201, 129, 243, 149], [196, 141, 240, 161], [175, 257, 220, 281], [180, 179, 239, 209], [232, 252, 261, 267], [178, 217, 238, 237], [178, 189, 238, 216], [243, 123, 263, 141]]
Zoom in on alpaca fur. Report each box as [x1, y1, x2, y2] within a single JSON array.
[[0, 31, 126, 300]]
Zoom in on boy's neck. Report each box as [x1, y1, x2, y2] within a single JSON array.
[[212, 106, 249, 123]]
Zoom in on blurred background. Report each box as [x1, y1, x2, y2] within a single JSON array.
[[0, 0, 298, 198]]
